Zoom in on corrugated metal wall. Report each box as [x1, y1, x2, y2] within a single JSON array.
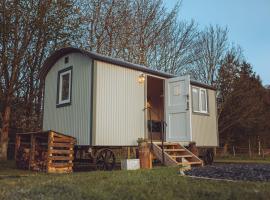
[[93, 61, 145, 146], [43, 53, 92, 145], [191, 89, 218, 146]]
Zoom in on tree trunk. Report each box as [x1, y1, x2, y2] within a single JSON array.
[[0, 105, 11, 160]]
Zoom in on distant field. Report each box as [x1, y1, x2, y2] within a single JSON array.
[[0, 161, 270, 200], [215, 155, 270, 164]]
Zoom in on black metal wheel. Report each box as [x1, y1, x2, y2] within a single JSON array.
[[95, 149, 116, 170]]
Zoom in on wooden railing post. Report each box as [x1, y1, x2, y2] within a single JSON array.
[[149, 109, 153, 150], [161, 121, 165, 165]]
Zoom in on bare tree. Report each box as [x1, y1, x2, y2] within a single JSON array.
[[149, 20, 198, 75], [191, 25, 228, 85], [79, 0, 180, 65], [0, 0, 80, 160]]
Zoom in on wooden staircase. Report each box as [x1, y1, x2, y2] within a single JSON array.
[[151, 142, 203, 168]]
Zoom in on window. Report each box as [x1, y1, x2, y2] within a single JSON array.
[[192, 87, 200, 112], [200, 89, 207, 112], [57, 67, 72, 107], [192, 87, 208, 114]]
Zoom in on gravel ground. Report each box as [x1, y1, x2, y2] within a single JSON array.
[[185, 163, 270, 181]]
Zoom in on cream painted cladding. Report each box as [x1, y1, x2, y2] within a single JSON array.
[[43, 53, 92, 145], [42, 50, 217, 147], [92, 61, 145, 146], [191, 88, 218, 146]]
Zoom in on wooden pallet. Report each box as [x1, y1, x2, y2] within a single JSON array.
[[15, 130, 76, 173], [151, 142, 203, 168], [47, 131, 76, 173]]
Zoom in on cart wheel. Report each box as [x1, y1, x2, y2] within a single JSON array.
[[95, 149, 116, 171]]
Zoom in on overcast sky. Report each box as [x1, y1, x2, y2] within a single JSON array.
[[165, 0, 270, 85]]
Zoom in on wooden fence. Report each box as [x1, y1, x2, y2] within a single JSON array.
[[216, 146, 270, 158]]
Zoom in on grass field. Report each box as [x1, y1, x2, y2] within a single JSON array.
[[0, 161, 270, 200], [215, 155, 270, 164]]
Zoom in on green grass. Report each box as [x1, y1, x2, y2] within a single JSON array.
[[215, 155, 270, 164], [0, 161, 270, 200]]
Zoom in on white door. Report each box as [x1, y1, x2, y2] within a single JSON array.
[[165, 75, 191, 142]]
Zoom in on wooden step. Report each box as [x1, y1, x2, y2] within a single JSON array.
[[164, 149, 185, 152], [156, 143, 178, 147], [151, 143, 203, 168], [178, 161, 202, 165], [171, 155, 193, 158], [157, 143, 179, 146]]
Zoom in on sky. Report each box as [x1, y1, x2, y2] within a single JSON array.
[[165, 0, 270, 85]]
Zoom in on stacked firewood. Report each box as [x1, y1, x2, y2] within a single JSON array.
[[16, 145, 48, 171], [31, 146, 48, 171], [16, 147, 30, 169]]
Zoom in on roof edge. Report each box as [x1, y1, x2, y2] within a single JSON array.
[[40, 47, 174, 80], [190, 80, 216, 90], [40, 47, 216, 90]]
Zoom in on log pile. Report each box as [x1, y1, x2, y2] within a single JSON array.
[[16, 147, 30, 169], [15, 131, 76, 173], [30, 144, 48, 171]]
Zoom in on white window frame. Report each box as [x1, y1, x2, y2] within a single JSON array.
[[192, 87, 200, 112], [58, 69, 72, 105], [192, 86, 208, 114], [200, 88, 208, 113]]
